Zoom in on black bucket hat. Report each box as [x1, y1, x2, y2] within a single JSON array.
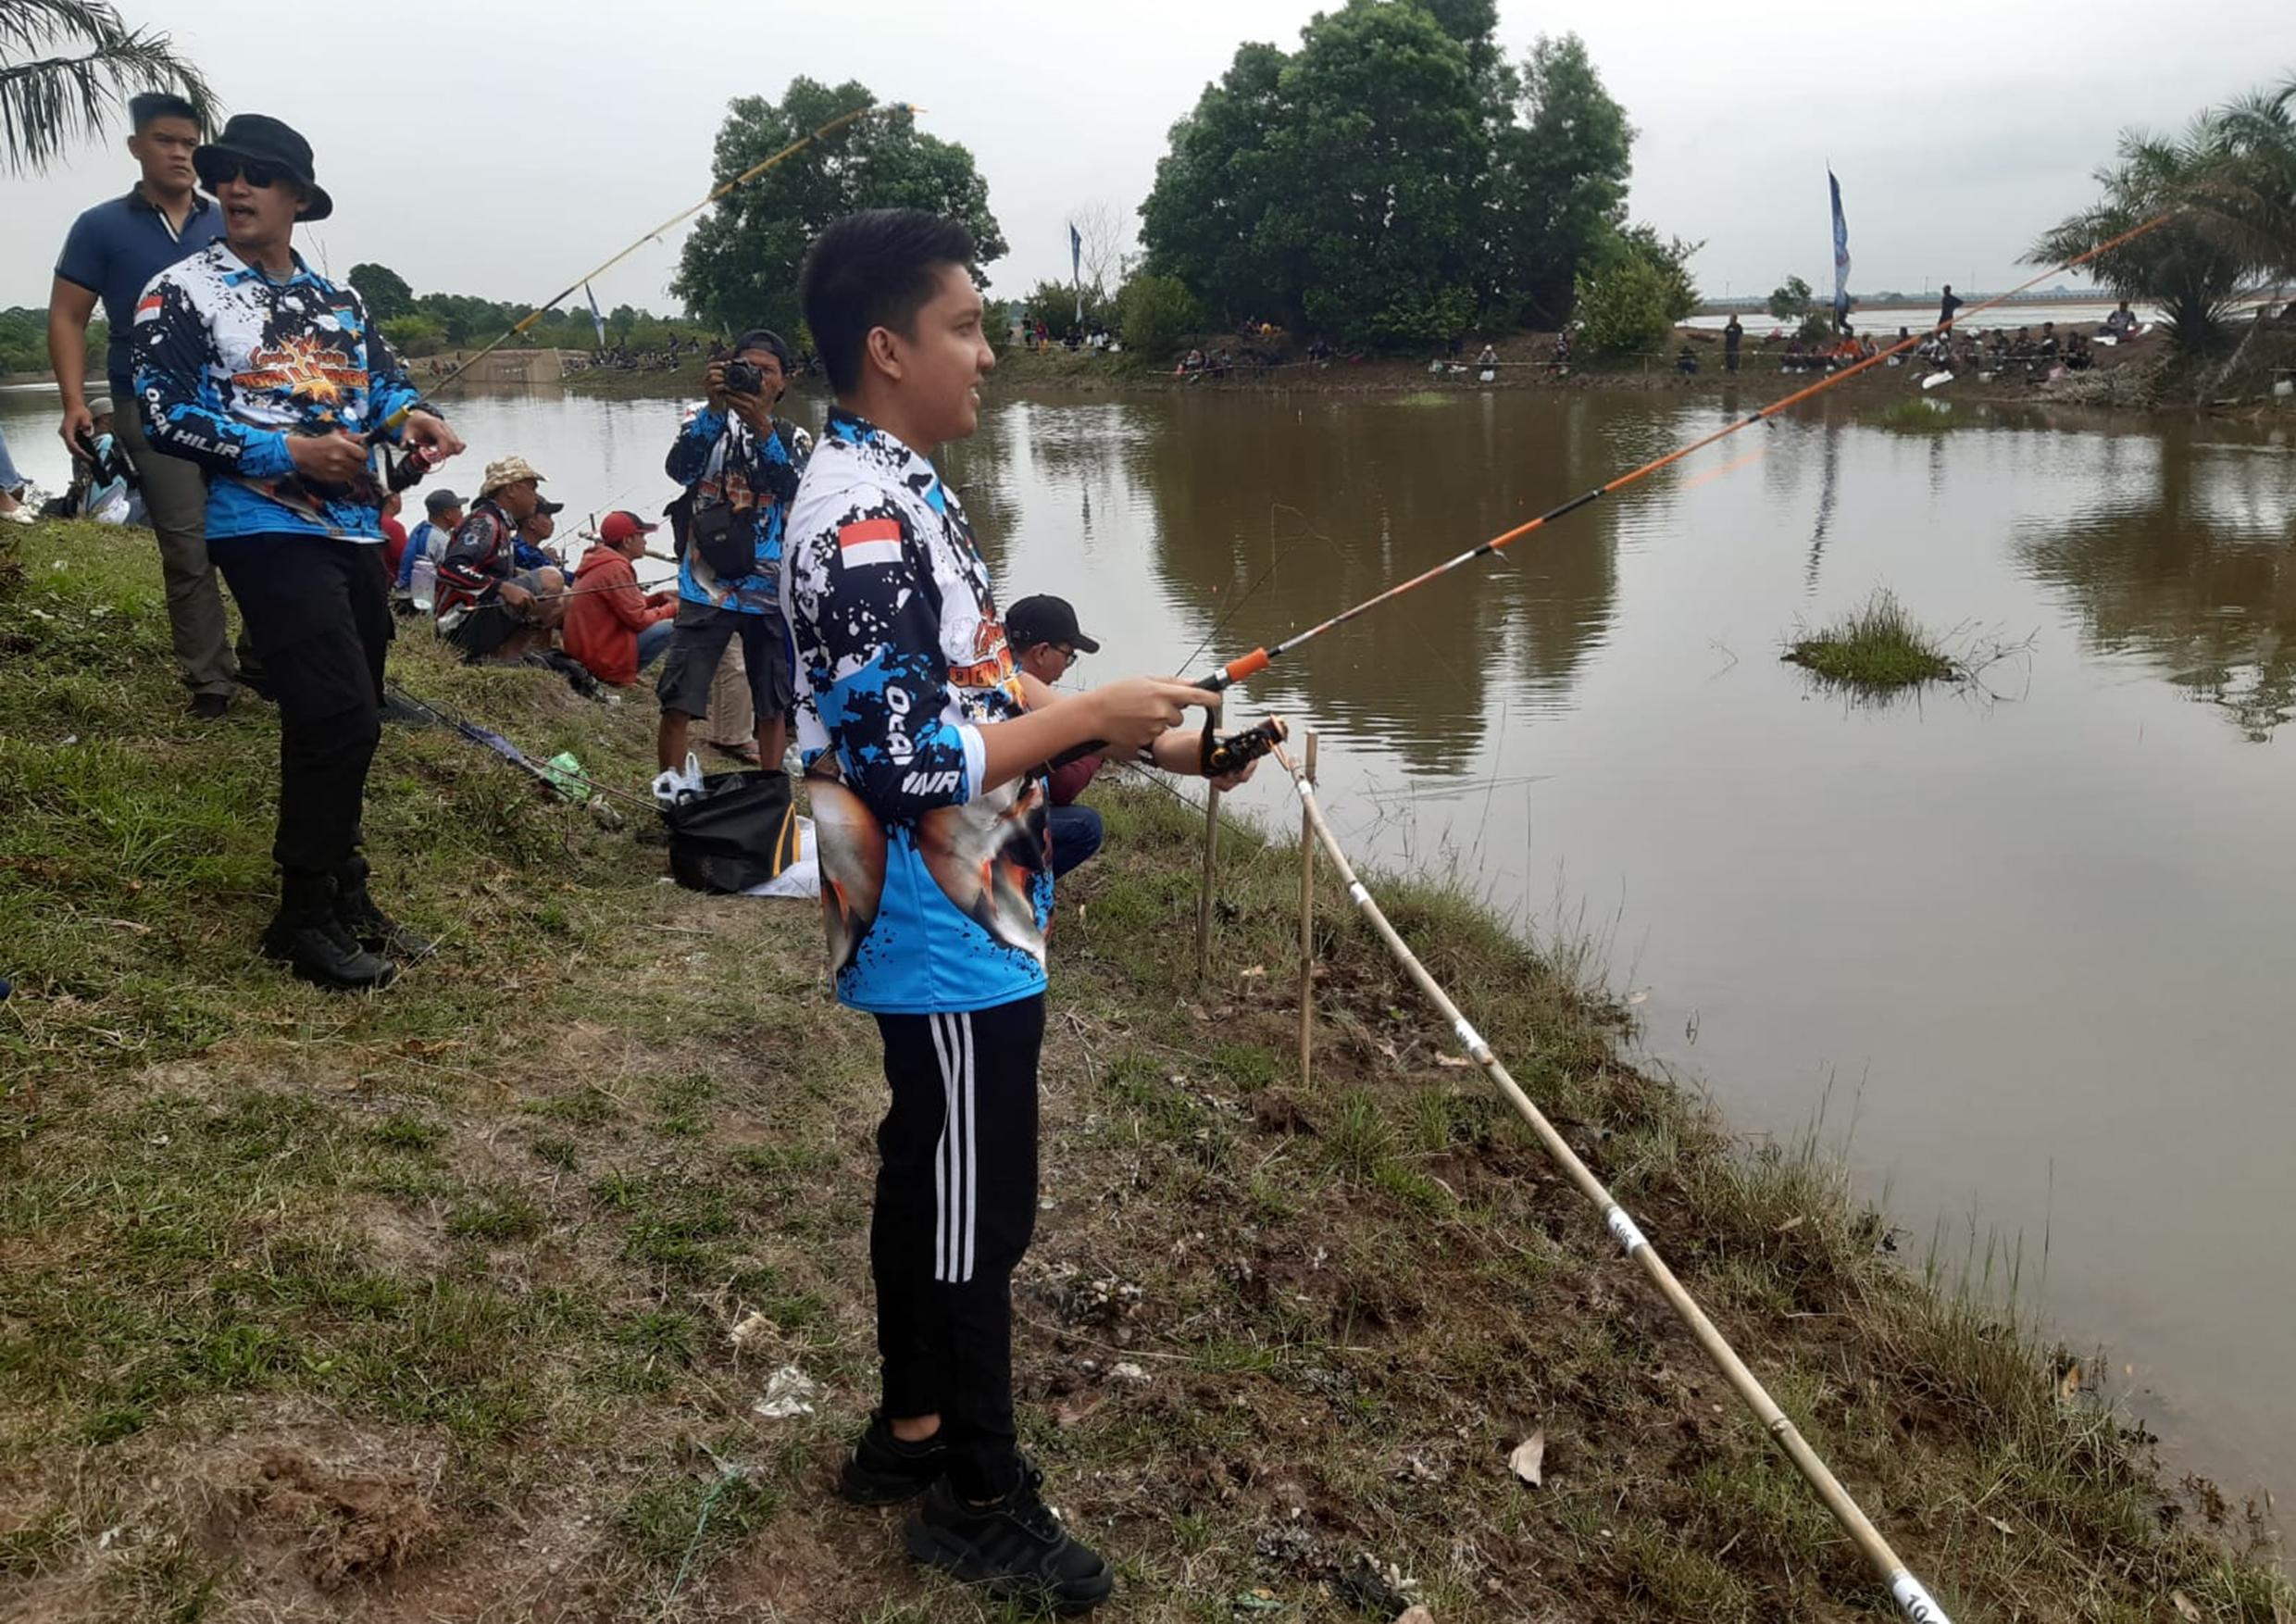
[[193, 113, 332, 221]]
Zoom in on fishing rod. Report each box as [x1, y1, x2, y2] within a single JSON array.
[[358, 98, 909, 494], [1272, 740, 1953, 1621], [1188, 213, 2176, 706], [412, 100, 905, 405]]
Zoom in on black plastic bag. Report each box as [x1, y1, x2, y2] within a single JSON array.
[[660, 769, 801, 894]]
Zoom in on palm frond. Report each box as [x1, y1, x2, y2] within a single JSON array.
[[0, 0, 218, 174]]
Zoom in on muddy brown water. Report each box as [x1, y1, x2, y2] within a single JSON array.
[[7, 380, 2291, 1496]]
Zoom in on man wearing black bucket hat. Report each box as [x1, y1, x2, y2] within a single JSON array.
[[134, 113, 465, 991]]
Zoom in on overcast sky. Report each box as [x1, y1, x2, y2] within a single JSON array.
[[6, 0, 2291, 322]]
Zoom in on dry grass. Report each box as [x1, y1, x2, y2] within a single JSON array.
[[0, 519, 2286, 1621]]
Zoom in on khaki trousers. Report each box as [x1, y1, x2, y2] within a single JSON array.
[[116, 410, 239, 697], [700, 637, 755, 747]]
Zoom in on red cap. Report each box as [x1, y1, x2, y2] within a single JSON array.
[[600, 510, 658, 546]]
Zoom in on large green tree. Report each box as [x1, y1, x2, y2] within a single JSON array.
[[674, 80, 1006, 339], [1134, 42, 1293, 331], [1142, 5, 1487, 343], [0, 0, 215, 173], [347, 262, 414, 322], [1491, 33, 1634, 326], [1138, 3, 1645, 344]]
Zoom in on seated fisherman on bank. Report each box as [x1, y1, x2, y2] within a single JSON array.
[[1004, 593, 1107, 880], [565, 509, 678, 688], [434, 456, 566, 663]]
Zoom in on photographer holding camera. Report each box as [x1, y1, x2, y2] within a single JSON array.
[[655, 329, 813, 774]]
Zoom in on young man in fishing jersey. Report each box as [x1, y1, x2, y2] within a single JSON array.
[[784, 209, 1254, 1613], [133, 113, 463, 991]]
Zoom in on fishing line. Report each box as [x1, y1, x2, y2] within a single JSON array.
[[1273, 742, 1955, 1624], [408, 101, 905, 405], [1169, 504, 1323, 678], [1193, 213, 2176, 702]]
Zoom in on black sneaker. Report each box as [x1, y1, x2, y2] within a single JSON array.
[[839, 1414, 950, 1505], [903, 1464, 1114, 1615], [261, 872, 394, 991], [189, 692, 231, 721], [333, 855, 434, 961]]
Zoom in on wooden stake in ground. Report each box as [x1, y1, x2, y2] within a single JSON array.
[[1297, 731, 1317, 1086], [1194, 785, 1222, 985], [1271, 743, 1954, 1624]]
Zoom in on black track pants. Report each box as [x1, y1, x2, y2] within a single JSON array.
[[870, 993, 1043, 1499]]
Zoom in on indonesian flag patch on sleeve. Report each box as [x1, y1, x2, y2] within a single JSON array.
[[134, 293, 164, 322], [837, 517, 903, 568]]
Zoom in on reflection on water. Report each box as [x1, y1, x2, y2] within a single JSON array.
[[6, 379, 2293, 1495], [954, 388, 2296, 1500], [952, 394, 1623, 776], [2019, 431, 2296, 740]]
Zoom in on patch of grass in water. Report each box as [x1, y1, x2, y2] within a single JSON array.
[[1870, 396, 1958, 432], [1786, 589, 1956, 690]]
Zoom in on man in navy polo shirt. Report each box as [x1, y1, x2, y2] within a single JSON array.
[[48, 92, 240, 719]]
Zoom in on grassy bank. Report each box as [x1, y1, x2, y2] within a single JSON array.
[[561, 357, 712, 401], [1, 519, 2287, 1621]]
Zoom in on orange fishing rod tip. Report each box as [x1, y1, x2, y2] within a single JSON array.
[[1226, 649, 1272, 682]]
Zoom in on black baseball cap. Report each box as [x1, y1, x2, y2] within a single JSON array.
[[532, 495, 566, 516], [730, 328, 793, 370], [1004, 594, 1099, 655], [423, 488, 464, 515]]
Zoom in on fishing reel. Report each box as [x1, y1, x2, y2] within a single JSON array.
[[1201, 714, 1288, 779]]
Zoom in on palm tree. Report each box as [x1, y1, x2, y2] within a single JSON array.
[[1, 0, 216, 175], [2030, 119, 2249, 353], [2193, 76, 2296, 284]]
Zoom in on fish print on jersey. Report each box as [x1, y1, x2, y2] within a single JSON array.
[[131, 241, 428, 541], [783, 408, 1050, 1016]]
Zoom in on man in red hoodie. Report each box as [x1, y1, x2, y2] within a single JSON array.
[[565, 510, 678, 687]]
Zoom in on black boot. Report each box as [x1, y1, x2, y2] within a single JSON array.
[[261, 871, 394, 990], [334, 854, 434, 961]]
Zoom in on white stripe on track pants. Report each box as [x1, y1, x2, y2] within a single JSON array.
[[869, 993, 1043, 1499]]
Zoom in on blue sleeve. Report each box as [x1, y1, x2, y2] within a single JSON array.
[[666, 408, 726, 484], [396, 523, 424, 588], [358, 300, 427, 442], [132, 273, 294, 479], [54, 208, 106, 293], [799, 495, 983, 821]]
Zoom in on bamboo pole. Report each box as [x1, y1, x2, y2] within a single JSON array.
[[1296, 731, 1317, 1086], [1193, 786, 1222, 985], [1271, 743, 1953, 1624]]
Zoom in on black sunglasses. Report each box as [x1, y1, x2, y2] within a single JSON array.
[[211, 158, 283, 189]]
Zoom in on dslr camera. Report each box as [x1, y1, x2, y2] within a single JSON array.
[[724, 357, 765, 397]]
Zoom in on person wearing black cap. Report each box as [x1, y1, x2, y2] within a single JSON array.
[[655, 329, 812, 773], [1004, 594, 1107, 879], [514, 493, 568, 574], [133, 113, 465, 991]]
